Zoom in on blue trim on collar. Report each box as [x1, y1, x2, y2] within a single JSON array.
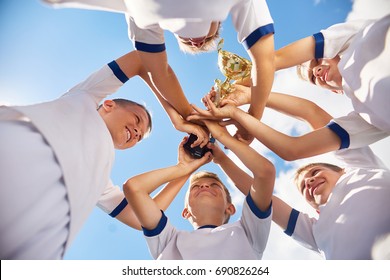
[[284, 208, 299, 236], [135, 41, 166, 53], [243, 23, 275, 50], [246, 192, 272, 219], [107, 60, 129, 84], [313, 32, 324, 59], [142, 210, 167, 237], [109, 198, 128, 217], [327, 121, 350, 149], [197, 225, 218, 230]]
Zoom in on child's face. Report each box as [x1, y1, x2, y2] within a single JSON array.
[[302, 57, 343, 92], [296, 165, 343, 210], [101, 102, 150, 150]]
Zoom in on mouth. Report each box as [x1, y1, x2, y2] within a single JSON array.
[[126, 127, 131, 143], [311, 181, 324, 197]]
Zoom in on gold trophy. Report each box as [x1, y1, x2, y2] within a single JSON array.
[[213, 39, 252, 106]]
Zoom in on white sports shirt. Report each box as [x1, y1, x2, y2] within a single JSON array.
[[284, 147, 390, 259], [142, 194, 272, 260]]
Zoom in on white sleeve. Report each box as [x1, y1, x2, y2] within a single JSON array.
[[63, 64, 125, 105], [328, 111, 389, 149], [315, 19, 373, 59], [97, 179, 127, 216]]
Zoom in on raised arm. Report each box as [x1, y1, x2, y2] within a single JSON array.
[[191, 93, 340, 161], [204, 120, 274, 212], [275, 36, 316, 71], [115, 51, 209, 147], [123, 137, 211, 230]]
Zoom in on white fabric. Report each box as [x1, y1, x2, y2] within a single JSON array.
[[321, 15, 390, 132], [331, 111, 389, 149], [43, 0, 274, 46], [145, 197, 272, 260], [0, 64, 126, 258], [291, 147, 390, 259], [0, 120, 69, 259]]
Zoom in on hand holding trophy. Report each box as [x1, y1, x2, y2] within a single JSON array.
[[213, 39, 252, 107]]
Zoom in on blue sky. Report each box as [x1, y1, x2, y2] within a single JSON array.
[[1, 0, 389, 260]]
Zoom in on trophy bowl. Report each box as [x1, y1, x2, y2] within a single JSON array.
[[213, 39, 252, 106]]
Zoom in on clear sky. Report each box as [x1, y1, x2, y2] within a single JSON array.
[[0, 0, 389, 260]]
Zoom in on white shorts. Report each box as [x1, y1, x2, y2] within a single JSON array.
[[0, 120, 70, 259]]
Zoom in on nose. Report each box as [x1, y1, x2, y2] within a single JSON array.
[[190, 37, 206, 48], [133, 128, 140, 141], [199, 184, 210, 189], [312, 65, 323, 78], [305, 177, 315, 189]]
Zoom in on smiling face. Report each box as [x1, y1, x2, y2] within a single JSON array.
[[176, 22, 221, 53], [298, 56, 343, 93], [99, 100, 151, 150], [183, 171, 234, 225], [295, 164, 344, 210]]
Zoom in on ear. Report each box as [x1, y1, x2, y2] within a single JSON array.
[[182, 207, 191, 220], [225, 203, 236, 216], [102, 99, 116, 112]]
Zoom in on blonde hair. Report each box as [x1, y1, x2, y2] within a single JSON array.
[[177, 24, 222, 54]]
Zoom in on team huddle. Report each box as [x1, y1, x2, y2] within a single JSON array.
[[0, 0, 389, 260]]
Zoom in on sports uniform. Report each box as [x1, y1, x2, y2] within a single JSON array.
[[284, 146, 390, 259], [314, 15, 390, 148], [142, 194, 272, 260], [43, 0, 275, 51], [0, 61, 130, 259]]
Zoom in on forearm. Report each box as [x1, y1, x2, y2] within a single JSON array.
[[152, 175, 190, 211], [138, 51, 192, 118], [216, 152, 253, 196], [267, 92, 333, 129], [247, 35, 275, 120]]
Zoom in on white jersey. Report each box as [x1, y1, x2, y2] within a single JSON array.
[[284, 147, 390, 259], [43, 0, 274, 51], [0, 62, 129, 258], [314, 15, 390, 133], [143, 194, 272, 260]]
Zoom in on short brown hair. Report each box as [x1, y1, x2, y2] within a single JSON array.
[[97, 98, 152, 137], [294, 162, 343, 187]]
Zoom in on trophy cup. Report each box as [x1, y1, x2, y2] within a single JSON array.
[[213, 39, 252, 106]]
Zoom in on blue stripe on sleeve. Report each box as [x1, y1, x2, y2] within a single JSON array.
[[243, 23, 275, 50], [327, 121, 350, 149], [107, 60, 129, 84], [135, 41, 166, 53], [284, 208, 299, 236], [313, 32, 324, 59], [142, 210, 168, 237], [246, 193, 272, 219], [109, 198, 128, 217]]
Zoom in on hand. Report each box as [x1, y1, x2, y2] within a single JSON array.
[[218, 84, 251, 107], [206, 140, 226, 165], [188, 95, 237, 122], [219, 119, 254, 145], [178, 136, 212, 170], [203, 119, 230, 141], [173, 117, 210, 148]]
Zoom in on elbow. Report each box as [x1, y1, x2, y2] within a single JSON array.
[[254, 159, 276, 180], [123, 178, 140, 200], [277, 146, 303, 161]]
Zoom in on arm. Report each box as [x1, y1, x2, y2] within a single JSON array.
[[115, 175, 189, 230], [207, 140, 253, 195], [115, 51, 209, 147], [271, 195, 294, 231], [123, 137, 211, 230], [204, 120, 274, 212], [192, 94, 341, 161], [275, 36, 316, 71]]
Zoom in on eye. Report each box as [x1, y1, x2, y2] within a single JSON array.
[[312, 169, 320, 176], [191, 185, 199, 190]]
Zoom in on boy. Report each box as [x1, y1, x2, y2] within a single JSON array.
[[43, 0, 276, 144], [190, 91, 390, 259], [0, 50, 183, 259], [123, 119, 275, 259]]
